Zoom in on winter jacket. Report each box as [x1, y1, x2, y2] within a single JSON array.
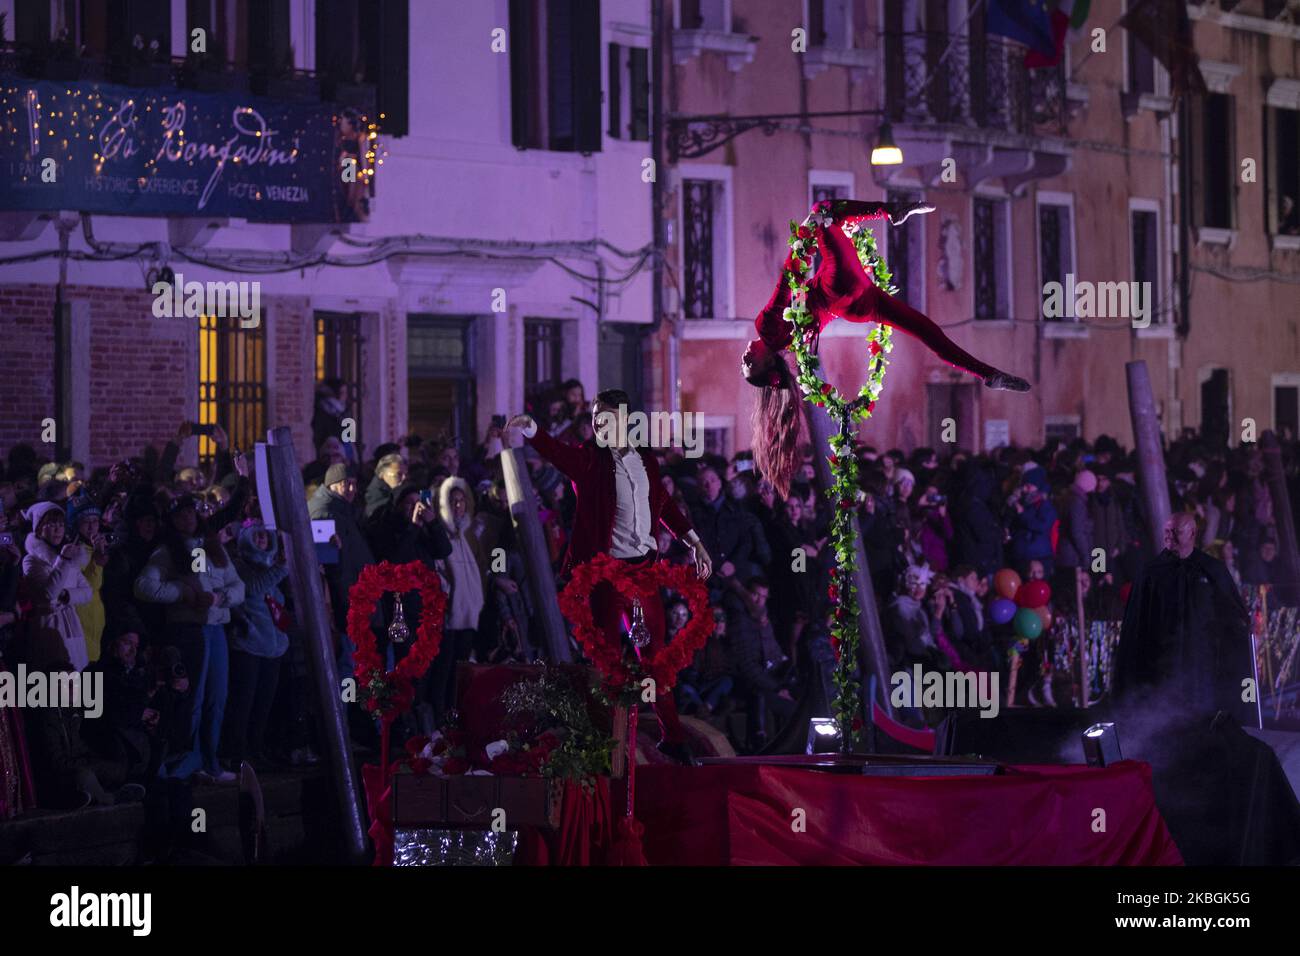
[[1089, 491, 1126, 561], [364, 474, 397, 520], [952, 466, 1004, 575], [308, 484, 374, 600], [1056, 488, 1094, 569], [102, 533, 166, 644], [1007, 497, 1058, 567], [232, 526, 290, 658], [440, 477, 488, 631], [76, 550, 107, 663], [134, 537, 246, 627], [884, 594, 945, 672], [691, 494, 754, 585], [21, 535, 92, 671], [917, 506, 954, 572]]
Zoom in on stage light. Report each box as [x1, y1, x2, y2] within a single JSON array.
[[1082, 722, 1122, 767], [870, 124, 902, 166], [807, 717, 841, 754]]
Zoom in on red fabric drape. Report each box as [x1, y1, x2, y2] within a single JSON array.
[[634, 760, 1183, 866], [516, 777, 616, 866]]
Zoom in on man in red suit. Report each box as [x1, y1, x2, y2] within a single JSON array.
[[508, 390, 712, 764]]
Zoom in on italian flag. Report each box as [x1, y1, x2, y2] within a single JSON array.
[[1025, 0, 1091, 68]]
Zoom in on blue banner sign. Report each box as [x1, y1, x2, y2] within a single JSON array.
[[0, 75, 361, 222]]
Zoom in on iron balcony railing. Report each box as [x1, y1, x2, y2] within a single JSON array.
[[0, 43, 375, 112], [882, 32, 1067, 137]]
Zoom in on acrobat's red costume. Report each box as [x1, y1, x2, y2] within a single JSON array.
[[746, 200, 1028, 391]]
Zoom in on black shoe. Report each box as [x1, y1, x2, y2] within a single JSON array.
[[656, 740, 698, 767], [984, 372, 1030, 392]]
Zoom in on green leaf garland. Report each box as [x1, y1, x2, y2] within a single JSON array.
[[785, 200, 896, 750]]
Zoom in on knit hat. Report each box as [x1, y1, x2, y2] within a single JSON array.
[[1023, 465, 1049, 492], [65, 495, 102, 530], [324, 463, 352, 488], [22, 500, 64, 530]]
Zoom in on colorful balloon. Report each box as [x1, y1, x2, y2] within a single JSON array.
[[994, 569, 1022, 600], [1016, 579, 1051, 609], [1013, 607, 1044, 640], [989, 597, 1017, 625], [1032, 605, 1052, 632]]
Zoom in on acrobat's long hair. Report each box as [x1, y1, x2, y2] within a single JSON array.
[[750, 352, 801, 499]]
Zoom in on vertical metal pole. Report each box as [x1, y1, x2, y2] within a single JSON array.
[[803, 401, 893, 719], [1260, 430, 1300, 607], [264, 427, 368, 864], [500, 446, 572, 662], [1125, 361, 1172, 559]]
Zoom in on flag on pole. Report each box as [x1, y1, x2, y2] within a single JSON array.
[[986, 0, 1057, 60], [1025, 0, 1091, 69], [1119, 0, 1207, 102]]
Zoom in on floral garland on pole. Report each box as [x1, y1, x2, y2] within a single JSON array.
[[785, 199, 896, 750]]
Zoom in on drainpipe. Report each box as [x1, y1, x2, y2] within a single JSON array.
[[1177, 100, 1192, 343], [649, 0, 670, 410]]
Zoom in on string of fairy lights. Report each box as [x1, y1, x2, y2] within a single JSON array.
[[0, 76, 383, 218]]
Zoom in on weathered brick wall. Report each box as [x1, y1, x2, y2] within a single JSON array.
[[0, 284, 323, 471], [270, 299, 315, 461], [0, 287, 56, 456], [86, 286, 193, 466]]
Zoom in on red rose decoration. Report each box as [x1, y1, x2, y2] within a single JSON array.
[[796, 225, 812, 239], [442, 756, 470, 776], [820, 383, 834, 396], [558, 553, 712, 693], [827, 584, 839, 601], [869, 341, 882, 356], [349, 561, 446, 723]]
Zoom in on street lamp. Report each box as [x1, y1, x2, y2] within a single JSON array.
[[870, 122, 903, 166], [667, 109, 901, 165]]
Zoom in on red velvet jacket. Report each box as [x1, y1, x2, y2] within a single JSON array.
[[526, 428, 694, 575]]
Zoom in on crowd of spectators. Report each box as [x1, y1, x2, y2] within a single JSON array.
[[2, 376, 1298, 841]]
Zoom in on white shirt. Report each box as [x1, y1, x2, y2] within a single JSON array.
[[520, 417, 656, 558], [609, 447, 655, 558]]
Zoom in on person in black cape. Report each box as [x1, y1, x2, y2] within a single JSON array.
[[1113, 512, 1254, 724]]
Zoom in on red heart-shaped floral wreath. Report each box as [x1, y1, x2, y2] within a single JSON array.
[[558, 553, 711, 693], [349, 560, 446, 721]]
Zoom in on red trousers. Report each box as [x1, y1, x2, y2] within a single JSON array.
[[590, 553, 686, 745]]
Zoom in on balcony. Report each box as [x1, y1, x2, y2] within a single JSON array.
[[879, 32, 1073, 192], [0, 44, 374, 113]]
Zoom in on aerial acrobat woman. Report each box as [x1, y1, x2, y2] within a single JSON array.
[[742, 198, 1030, 494]]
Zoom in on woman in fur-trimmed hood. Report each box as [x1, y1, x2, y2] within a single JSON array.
[[429, 477, 490, 726], [21, 502, 92, 672]]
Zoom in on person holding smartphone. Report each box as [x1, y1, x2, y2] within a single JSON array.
[[66, 496, 110, 664], [21, 502, 93, 672]]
